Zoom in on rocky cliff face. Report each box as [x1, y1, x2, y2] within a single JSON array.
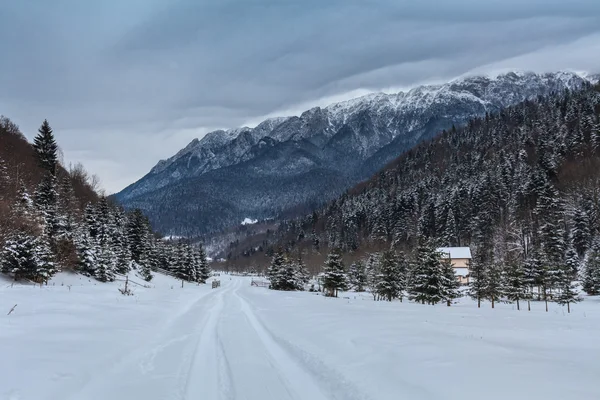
[[115, 71, 593, 235]]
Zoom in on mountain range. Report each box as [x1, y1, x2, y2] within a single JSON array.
[[115, 71, 596, 236]]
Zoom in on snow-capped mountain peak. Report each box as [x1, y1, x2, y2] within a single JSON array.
[[116, 71, 594, 235]]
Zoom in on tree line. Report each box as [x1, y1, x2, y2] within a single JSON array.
[[249, 84, 600, 311], [0, 118, 210, 284]]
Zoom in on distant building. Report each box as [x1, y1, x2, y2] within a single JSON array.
[[437, 247, 472, 285]]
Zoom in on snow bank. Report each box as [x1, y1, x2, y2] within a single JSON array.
[[1, 275, 598, 400]]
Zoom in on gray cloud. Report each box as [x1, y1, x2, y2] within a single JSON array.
[[0, 0, 599, 193]]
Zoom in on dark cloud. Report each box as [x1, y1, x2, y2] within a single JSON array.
[[0, 0, 599, 192]]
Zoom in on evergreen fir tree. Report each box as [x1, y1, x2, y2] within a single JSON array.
[[95, 245, 116, 282], [196, 244, 211, 283], [34, 235, 56, 283], [1, 232, 55, 282], [408, 240, 445, 305], [502, 259, 527, 310], [365, 253, 381, 300], [583, 240, 600, 295], [486, 262, 504, 308], [322, 249, 347, 297], [32, 120, 58, 174], [468, 247, 490, 308], [293, 256, 309, 290], [75, 231, 96, 277], [375, 250, 405, 301], [13, 182, 34, 220], [267, 250, 286, 290], [34, 173, 59, 237], [555, 262, 581, 313], [348, 260, 368, 292], [1, 232, 38, 280], [440, 257, 460, 306], [564, 245, 580, 279]]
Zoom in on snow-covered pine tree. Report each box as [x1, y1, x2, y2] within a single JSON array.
[[564, 244, 580, 279], [365, 252, 381, 300], [486, 262, 504, 308], [502, 259, 527, 310], [468, 247, 489, 308], [583, 239, 600, 295], [322, 249, 347, 297], [348, 260, 368, 292], [440, 256, 460, 306], [95, 245, 116, 282], [555, 261, 581, 313], [184, 244, 197, 282], [1, 232, 37, 280], [196, 244, 211, 283], [293, 256, 309, 290], [75, 230, 96, 277], [32, 119, 58, 175], [409, 240, 446, 305], [276, 257, 300, 291], [267, 250, 286, 290], [1, 231, 55, 282], [34, 173, 59, 237], [375, 250, 405, 302], [34, 235, 56, 283], [13, 182, 34, 221]]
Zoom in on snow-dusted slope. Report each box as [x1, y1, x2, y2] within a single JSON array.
[[1, 275, 599, 400], [115, 72, 594, 235]]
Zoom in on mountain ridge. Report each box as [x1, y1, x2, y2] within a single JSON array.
[[116, 71, 595, 235]]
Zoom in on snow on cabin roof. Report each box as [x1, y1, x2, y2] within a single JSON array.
[[453, 267, 469, 277], [437, 247, 472, 259]]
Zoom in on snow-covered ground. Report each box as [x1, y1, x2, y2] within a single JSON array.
[[1, 273, 599, 400]]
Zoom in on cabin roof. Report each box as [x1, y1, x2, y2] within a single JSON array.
[[437, 247, 472, 259]]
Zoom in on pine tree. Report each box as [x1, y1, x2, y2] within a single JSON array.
[[95, 245, 116, 282], [348, 260, 368, 292], [408, 241, 445, 305], [32, 120, 58, 174], [1, 232, 38, 280], [1, 232, 55, 282], [583, 240, 600, 295], [322, 250, 347, 297], [34, 173, 59, 237], [365, 253, 381, 300], [555, 262, 581, 313], [374, 250, 406, 302], [486, 262, 504, 308], [502, 260, 527, 310], [196, 245, 211, 283], [13, 182, 34, 220], [34, 235, 56, 283], [440, 257, 460, 306], [293, 256, 309, 290], [267, 250, 286, 290], [76, 231, 96, 277], [468, 247, 490, 308]]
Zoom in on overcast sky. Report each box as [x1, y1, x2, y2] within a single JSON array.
[[1, 0, 599, 193]]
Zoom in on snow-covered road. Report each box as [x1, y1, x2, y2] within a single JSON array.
[[1, 273, 599, 400]]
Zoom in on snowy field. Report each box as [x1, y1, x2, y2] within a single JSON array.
[[1, 273, 599, 400]]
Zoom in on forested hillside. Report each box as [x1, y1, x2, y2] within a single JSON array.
[[0, 117, 210, 284], [225, 83, 600, 299], [117, 72, 591, 236]]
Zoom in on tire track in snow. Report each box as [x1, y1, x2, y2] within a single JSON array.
[[235, 287, 374, 400], [180, 279, 234, 400], [58, 287, 223, 400], [233, 288, 330, 400]]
